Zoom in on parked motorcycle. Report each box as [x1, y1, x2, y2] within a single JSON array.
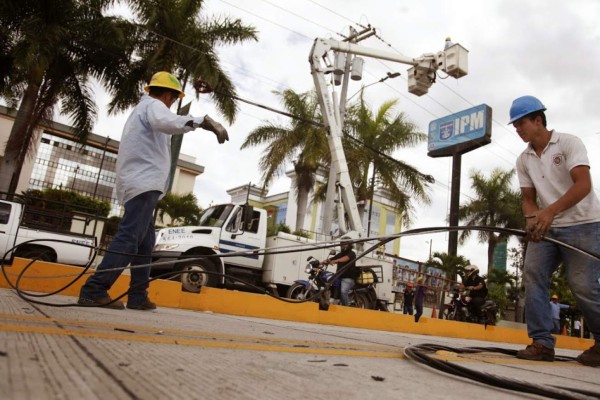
[[444, 284, 498, 326], [286, 254, 380, 311]]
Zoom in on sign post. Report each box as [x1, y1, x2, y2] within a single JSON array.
[[428, 104, 492, 318]]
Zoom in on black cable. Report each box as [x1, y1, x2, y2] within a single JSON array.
[[4, 226, 600, 398], [4, 225, 600, 308], [404, 344, 600, 400]]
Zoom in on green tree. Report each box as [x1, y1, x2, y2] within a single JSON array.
[[508, 241, 526, 321], [345, 93, 432, 226], [109, 0, 257, 120], [458, 168, 524, 270], [241, 89, 329, 231], [0, 0, 134, 193], [21, 188, 111, 217], [484, 268, 518, 319], [109, 0, 257, 191], [428, 251, 471, 281], [156, 192, 202, 226]]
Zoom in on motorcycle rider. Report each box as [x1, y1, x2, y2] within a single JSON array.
[[323, 238, 357, 306], [462, 265, 488, 319]]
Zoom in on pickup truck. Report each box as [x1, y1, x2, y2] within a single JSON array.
[[151, 203, 394, 307], [0, 199, 97, 266]]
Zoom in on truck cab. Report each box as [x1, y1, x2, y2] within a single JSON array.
[[151, 203, 266, 291]]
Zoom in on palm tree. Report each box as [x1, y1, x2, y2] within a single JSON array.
[[428, 251, 471, 282], [485, 268, 517, 290], [108, 0, 257, 191], [241, 89, 329, 231], [0, 0, 135, 193], [108, 0, 258, 122], [156, 192, 202, 226], [458, 168, 524, 270], [345, 93, 432, 226]]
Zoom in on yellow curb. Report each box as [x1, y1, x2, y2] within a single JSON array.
[[1, 258, 593, 351]]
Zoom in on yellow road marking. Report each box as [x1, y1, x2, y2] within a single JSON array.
[[0, 322, 403, 358], [0, 313, 395, 351]]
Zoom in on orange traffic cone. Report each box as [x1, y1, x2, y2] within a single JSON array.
[[561, 324, 568, 335], [431, 305, 437, 319]]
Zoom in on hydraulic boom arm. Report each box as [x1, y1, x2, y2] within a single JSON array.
[[309, 35, 468, 239]]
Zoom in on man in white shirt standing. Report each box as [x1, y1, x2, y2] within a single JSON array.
[[549, 294, 569, 334], [509, 95, 600, 367], [78, 71, 228, 310]]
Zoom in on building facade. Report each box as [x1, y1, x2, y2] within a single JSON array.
[[0, 106, 204, 216]]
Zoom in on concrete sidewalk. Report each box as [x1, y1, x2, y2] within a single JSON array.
[[1, 288, 599, 400]]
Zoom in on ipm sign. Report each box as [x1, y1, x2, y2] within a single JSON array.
[[427, 104, 492, 157]]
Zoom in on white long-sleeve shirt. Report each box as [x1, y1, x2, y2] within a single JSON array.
[[549, 300, 569, 320], [116, 95, 197, 204]]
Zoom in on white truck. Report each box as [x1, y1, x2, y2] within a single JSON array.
[[152, 28, 468, 309], [0, 199, 98, 266], [151, 203, 395, 307]]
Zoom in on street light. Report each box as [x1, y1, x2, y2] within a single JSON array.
[[346, 72, 401, 102], [426, 240, 432, 260], [70, 165, 80, 191]]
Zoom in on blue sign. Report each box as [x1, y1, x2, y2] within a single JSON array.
[[428, 104, 492, 157]]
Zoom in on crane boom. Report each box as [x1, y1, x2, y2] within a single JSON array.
[[309, 34, 468, 240]]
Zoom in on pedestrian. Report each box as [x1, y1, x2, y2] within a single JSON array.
[[509, 95, 600, 367], [574, 319, 582, 338], [78, 71, 229, 310], [414, 276, 426, 322], [549, 294, 569, 334], [323, 238, 357, 306], [403, 283, 414, 315]]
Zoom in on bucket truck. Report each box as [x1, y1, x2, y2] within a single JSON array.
[[151, 29, 469, 309]]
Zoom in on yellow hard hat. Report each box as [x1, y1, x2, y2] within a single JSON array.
[[551, 294, 558, 300], [144, 71, 185, 98], [417, 276, 423, 283]]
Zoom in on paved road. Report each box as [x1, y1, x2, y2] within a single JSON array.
[[1, 289, 598, 400]]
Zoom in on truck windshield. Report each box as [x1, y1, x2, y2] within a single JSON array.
[[198, 204, 233, 228]]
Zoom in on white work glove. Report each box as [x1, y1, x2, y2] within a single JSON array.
[[194, 115, 229, 144]]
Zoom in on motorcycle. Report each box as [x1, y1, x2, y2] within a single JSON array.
[[444, 284, 498, 326], [286, 254, 380, 311]]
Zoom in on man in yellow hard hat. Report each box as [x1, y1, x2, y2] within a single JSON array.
[[78, 71, 229, 311], [549, 294, 569, 334], [414, 276, 426, 322]]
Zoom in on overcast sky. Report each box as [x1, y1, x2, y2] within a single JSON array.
[[78, 0, 600, 273]]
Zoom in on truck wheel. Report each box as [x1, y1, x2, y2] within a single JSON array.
[[287, 283, 311, 301], [177, 259, 219, 292], [17, 248, 55, 263], [352, 292, 370, 309]]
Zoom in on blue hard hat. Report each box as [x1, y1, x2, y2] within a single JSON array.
[[508, 95, 546, 124]]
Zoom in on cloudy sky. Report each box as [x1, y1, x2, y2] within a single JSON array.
[[82, 0, 600, 272]]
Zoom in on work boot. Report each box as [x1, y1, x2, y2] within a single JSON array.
[[127, 298, 157, 311], [200, 115, 229, 143], [77, 296, 125, 310], [516, 342, 555, 362], [576, 343, 600, 367]]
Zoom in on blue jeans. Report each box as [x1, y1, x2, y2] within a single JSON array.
[[340, 278, 355, 306], [80, 191, 160, 306], [523, 222, 600, 348]]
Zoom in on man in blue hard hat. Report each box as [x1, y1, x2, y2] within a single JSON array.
[[509, 95, 600, 367]]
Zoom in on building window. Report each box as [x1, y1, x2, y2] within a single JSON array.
[[28, 132, 121, 215]]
